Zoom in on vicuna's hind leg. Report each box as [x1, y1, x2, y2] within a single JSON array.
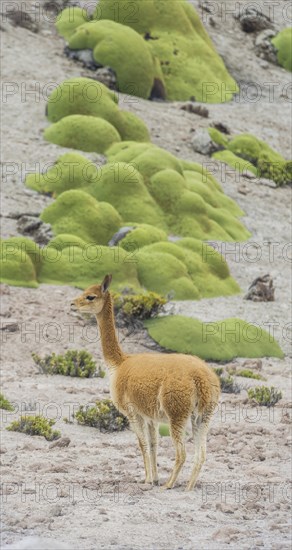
[[162, 421, 187, 489], [148, 421, 159, 485], [186, 414, 210, 491], [130, 416, 152, 483]]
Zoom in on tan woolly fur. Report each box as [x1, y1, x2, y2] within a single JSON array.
[[71, 275, 220, 490]]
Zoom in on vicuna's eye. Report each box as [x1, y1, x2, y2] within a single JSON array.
[[86, 295, 96, 301]]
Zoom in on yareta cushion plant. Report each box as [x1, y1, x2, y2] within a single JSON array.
[[1, 233, 240, 300], [56, 0, 238, 102], [209, 129, 292, 186], [26, 145, 250, 242], [144, 315, 284, 361], [272, 28, 292, 72], [44, 78, 150, 152]]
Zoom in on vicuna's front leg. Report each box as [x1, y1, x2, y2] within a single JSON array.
[[130, 416, 152, 483]]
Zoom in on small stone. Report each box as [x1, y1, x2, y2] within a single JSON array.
[[50, 505, 63, 517], [259, 60, 268, 69], [238, 185, 250, 195], [244, 274, 275, 302], [242, 359, 262, 370], [235, 7, 273, 33], [216, 503, 235, 514], [255, 29, 278, 65], [0, 284, 10, 295], [180, 103, 209, 118], [49, 437, 71, 449], [212, 526, 241, 541], [191, 129, 219, 155]]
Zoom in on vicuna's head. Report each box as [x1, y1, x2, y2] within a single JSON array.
[[71, 274, 112, 316]]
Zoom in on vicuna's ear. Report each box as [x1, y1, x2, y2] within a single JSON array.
[[101, 274, 112, 293]]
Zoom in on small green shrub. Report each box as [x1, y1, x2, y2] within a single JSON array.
[[0, 393, 14, 411], [113, 291, 167, 321], [247, 386, 282, 407], [32, 350, 105, 378], [237, 369, 264, 380], [7, 415, 60, 441], [214, 369, 240, 394], [75, 399, 129, 432], [214, 367, 223, 376]]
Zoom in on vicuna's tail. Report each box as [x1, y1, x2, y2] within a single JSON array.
[[193, 368, 220, 419]]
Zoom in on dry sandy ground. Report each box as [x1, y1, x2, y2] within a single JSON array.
[[1, 1, 292, 548]]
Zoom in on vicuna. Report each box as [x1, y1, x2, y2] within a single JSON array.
[[71, 275, 220, 490]]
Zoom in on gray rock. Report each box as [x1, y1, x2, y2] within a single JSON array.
[[235, 7, 273, 33], [64, 48, 117, 89], [244, 274, 275, 301], [191, 129, 219, 155], [255, 29, 278, 65], [108, 226, 134, 247], [180, 103, 209, 118], [16, 215, 53, 245], [5, 9, 39, 33], [64, 47, 102, 71], [242, 359, 262, 370], [94, 67, 117, 90]]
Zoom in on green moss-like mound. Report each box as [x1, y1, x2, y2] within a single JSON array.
[[26, 143, 249, 242], [212, 150, 258, 176], [208, 127, 230, 148], [0, 238, 39, 288], [1, 234, 239, 299], [106, 142, 250, 241], [119, 224, 168, 251], [136, 239, 240, 299], [46, 78, 150, 143], [57, 1, 237, 102], [38, 242, 140, 290], [211, 131, 291, 186], [228, 134, 282, 164], [67, 20, 155, 99], [272, 28, 292, 72], [46, 78, 118, 124], [95, 0, 238, 102], [4, 237, 42, 273], [138, 251, 200, 300], [55, 7, 89, 41], [145, 316, 284, 361], [117, 111, 150, 142], [86, 161, 165, 229], [44, 115, 121, 153], [48, 234, 88, 250], [41, 190, 122, 244], [25, 153, 98, 196]]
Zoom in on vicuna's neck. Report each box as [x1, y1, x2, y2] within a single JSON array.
[[96, 293, 125, 368]]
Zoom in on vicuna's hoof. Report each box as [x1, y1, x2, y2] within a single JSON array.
[[160, 483, 172, 490]]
